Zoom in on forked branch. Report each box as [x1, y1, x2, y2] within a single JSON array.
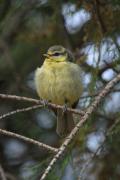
[[0, 128, 58, 153], [40, 73, 120, 180]]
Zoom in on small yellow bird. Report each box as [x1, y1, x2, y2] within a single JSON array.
[[35, 45, 83, 136]]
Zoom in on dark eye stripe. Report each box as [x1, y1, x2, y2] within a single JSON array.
[[52, 51, 66, 56], [53, 52, 60, 56]]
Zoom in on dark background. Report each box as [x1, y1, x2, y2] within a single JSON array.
[[0, 0, 120, 179]]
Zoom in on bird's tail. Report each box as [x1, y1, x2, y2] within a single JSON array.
[[56, 109, 75, 137]]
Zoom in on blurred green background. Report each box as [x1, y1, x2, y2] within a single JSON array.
[[0, 0, 120, 179]]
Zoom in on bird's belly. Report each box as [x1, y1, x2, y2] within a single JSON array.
[[45, 74, 81, 106], [54, 74, 81, 106], [35, 69, 56, 102], [35, 64, 82, 106]]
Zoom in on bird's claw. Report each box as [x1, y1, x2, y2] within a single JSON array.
[[62, 104, 68, 114], [42, 99, 49, 108]]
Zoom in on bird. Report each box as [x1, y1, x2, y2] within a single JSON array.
[[35, 45, 83, 137]]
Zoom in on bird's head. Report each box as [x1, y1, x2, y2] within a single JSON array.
[[43, 45, 74, 63]]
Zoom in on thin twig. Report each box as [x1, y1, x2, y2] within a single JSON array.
[[5, 173, 16, 180], [40, 73, 120, 180], [0, 104, 43, 120], [0, 94, 85, 116], [0, 164, 6, 180], [1, 0, 38, 42], [107, 118, 120, 135], [93, 0, 107, 35], [0, 128, 58, 153], [79, 117, 120, 179]]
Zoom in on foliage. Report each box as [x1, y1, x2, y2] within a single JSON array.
[[0, 0, 120, 179]]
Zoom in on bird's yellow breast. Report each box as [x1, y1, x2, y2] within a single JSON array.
[[35, 61, 83, 106]]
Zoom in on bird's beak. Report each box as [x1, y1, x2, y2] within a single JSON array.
[[43, 54, 50, 58]]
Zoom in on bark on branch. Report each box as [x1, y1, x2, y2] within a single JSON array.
[[40, 72, 120, 180]]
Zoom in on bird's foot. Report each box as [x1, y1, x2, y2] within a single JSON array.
[[57, 131, 67, 138], [62, 104, 68, 114], [41, 99, 49, 108]]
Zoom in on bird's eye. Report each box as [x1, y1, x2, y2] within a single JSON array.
[[53, 52, 60, 56]]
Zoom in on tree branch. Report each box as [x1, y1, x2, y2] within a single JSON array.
[[1, 0, 38, 42], [0, 94, 85, 116], [0, 104, 43, 120], [40, 72, 120, 180], [0, 164, 6, 180], [79, 116, 120, 178], [0, 129, 58, 153], [93, 0, 107, 35]]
